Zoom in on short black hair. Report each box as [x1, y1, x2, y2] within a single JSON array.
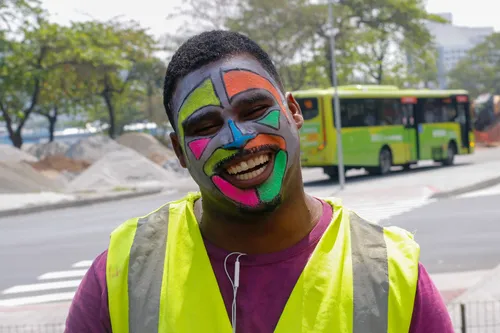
[[163, 30, 283, 130]]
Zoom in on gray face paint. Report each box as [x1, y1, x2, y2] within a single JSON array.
[[171, 55, 300, 211]]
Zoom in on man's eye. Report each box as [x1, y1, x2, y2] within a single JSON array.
[[243, 105, 268, 119], [194, 124, 220, 136]]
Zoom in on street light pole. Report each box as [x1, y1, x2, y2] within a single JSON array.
[[327, 0, 345, 189]]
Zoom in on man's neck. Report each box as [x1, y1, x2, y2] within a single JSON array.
[[196, 181, 323, 255]]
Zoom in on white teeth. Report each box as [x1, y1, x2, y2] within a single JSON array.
[[235, 165, 267, 180], [226, 154, 270, 176]]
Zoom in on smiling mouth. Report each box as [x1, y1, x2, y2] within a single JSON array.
[[215, 146, 278, 188], [226, 153, 272, 180]]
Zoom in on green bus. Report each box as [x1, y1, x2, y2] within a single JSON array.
[[293, 85, 475, 178]]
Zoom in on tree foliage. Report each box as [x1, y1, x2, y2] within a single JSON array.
[[448, 32, 500, 98]]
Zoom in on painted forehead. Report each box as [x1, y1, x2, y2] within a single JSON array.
[[172, 56, 283, 119]]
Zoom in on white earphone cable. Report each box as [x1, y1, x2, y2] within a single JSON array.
[[224, 252, 246, 333]]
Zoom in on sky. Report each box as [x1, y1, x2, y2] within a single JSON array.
[[41, 0, 500, 40]]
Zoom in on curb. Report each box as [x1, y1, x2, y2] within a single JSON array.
[[0, 188, 165, 218], [430, 175, 500, 199]]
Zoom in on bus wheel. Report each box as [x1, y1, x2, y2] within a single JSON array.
[[323, 166, 339, 180], [443, 142, 457, 166], [377, 147, 392, 175]]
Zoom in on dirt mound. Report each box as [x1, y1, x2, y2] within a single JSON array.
[[27, 142, 70, 159], [68, 148, 178, 191], [0, 161, 67, 193], [66, 135, 128, 163], [116, 132, 175, 166], [28, 155, 91, 173], [0, 144, 38, 163]]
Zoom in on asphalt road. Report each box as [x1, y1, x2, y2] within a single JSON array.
[[0, 191, 182, 292], [382, 193, 500, 274], [2, 186, 500, 293]]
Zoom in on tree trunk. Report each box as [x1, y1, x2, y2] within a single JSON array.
[[48, 106, 58, 142], [102, 91, 116, 139], [48, 117, 56, 142], [10, 131, 23, 148]]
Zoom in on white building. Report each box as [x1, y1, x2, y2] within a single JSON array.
[[425, 13, 494, 88]]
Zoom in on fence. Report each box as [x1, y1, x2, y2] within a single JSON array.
[[0, 324, 64, 333], [448, 301, 500, 333], [1, 301, 500, 333]]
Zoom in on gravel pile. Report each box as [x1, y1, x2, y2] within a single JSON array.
[[68, 148, 179, 191], [66, 135, 128, 163], [27, 142, 70, 159]]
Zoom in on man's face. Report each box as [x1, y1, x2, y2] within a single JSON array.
[[170, 54, 303, 212]]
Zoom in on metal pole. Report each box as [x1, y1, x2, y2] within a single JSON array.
[[328, 0, 345, 189]]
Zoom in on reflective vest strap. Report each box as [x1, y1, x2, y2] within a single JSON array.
[[107, 218, 139, 333], [383, 226, 420, 333], [128, 204, 171, 333], [349, 211, 389, 333]]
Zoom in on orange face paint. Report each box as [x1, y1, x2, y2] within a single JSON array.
[[244, 134, 286, 151], [223, 70, 291, 121]]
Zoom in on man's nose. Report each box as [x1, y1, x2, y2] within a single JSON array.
[[223, 120, 256, 149]]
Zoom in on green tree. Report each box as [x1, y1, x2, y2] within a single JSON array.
[[34, 64, 85, 141], [0, 0, 41, 32], [0, 18, 72, 147], [448, 32, 500, 97], [67, 19, 158, 138], [336, 0, 444, 86]]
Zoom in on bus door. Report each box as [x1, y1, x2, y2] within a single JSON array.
[[453, 95, 471, 152], [401, 96, 419, 161], [297, 97, 326, 165]]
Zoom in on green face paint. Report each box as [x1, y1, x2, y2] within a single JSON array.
[[257, 110, 281, 130], [177, 78, 221, 151], [257, 150, 287, 202], [203, 148, 238, 176]]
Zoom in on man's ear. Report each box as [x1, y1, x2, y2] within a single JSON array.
[[170, 132, 187, 168], [286, 92, 304, 130]]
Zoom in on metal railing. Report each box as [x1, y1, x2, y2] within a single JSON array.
[[448, 301, 500, 333], [0, 324, 64, 333], [1, 301, 500, 333]]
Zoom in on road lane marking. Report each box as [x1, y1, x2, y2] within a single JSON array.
[[38, 269, 87, 280], [0, 292, 76, 307], [2, 280, 82, 294]]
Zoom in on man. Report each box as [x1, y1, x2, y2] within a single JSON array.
[[66, 30, 454, 333]]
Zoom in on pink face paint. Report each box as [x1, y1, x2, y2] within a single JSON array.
[[188, 138, 212, 160], [212, 176, 260, 207]]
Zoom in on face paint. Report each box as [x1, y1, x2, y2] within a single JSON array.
[[173, 57, 300, 212], [222, 70, 291, 122], [188, 138, 212, 160], [256, 110, 280, 130], [177, 78, 221, 157]]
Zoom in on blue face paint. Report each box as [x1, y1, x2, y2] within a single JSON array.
[[223, 119, 256, 149]]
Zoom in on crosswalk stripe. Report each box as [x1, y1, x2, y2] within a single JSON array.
[[38, 269, 88, 280], [72, 260, 93, 268], [0, 292, 76, 307], [2, 280, 82, 295]]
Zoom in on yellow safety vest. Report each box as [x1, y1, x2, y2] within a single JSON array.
[[107, 192, 420, 333]]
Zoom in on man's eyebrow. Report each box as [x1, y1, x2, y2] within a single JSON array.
[[182, 107, 220, 129], [230, 89, 274, 107]]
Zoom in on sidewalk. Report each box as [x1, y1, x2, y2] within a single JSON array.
[[305, 159, 500, 202], [0, 186, 168, 218]]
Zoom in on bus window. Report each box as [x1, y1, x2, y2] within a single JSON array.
[[422, 98, 451, 123], [297, 98, 319, 120], [378, 99, 403, 125], [340, 99, 369, 127]]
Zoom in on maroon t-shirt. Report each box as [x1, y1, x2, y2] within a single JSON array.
[[65, 201, 454, 332]]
